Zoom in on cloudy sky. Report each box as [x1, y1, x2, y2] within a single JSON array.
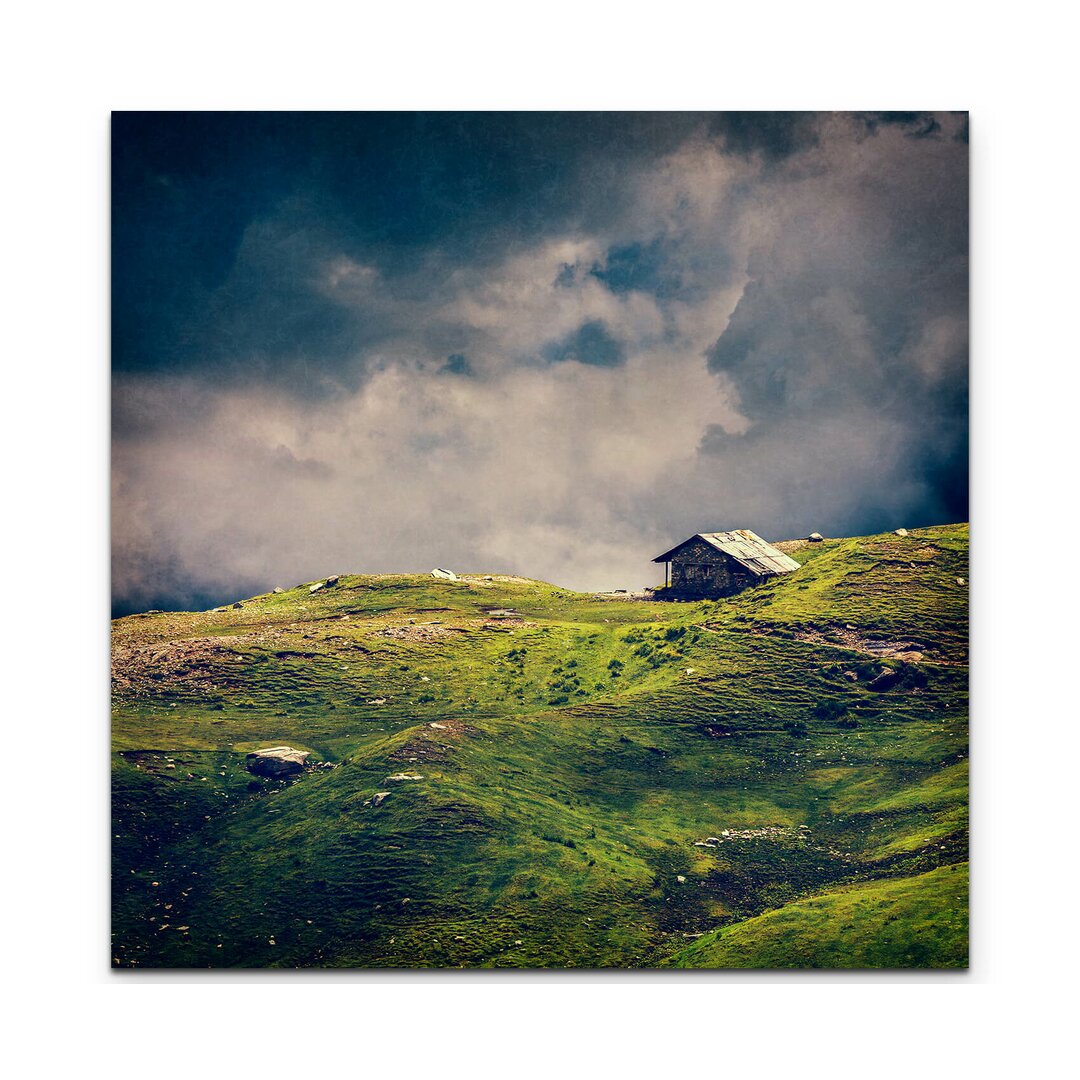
[[112, 111, 968, 615]]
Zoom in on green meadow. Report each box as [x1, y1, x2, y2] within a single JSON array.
[[111, 524, 969, 968]]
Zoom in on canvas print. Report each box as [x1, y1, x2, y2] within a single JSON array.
[[111, 112, 969, 969]]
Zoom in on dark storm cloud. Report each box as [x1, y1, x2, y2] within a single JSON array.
[[111, 112, 713, 387], [112, 111, 968, 614], [703, 111, 969, 531], [706, 111, 821, 160]]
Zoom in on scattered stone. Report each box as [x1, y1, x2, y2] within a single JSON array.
[[368, 698, 387, 705], [431, 567, 458, 581], [695, 825, 801, 844], [429, 722, 447, 729], [245, 746, 311, 778], [956, 577, 966, 586], [676, 875, 687, 883], [165, 763, 176, 769], [684, 668, 696, 675], [843, 670, 859, 681], [385, 773, 424, 782], [371, 791, 391, 808], [895, 528, 909, 537]]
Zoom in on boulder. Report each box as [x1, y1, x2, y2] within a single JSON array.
[[371, 791, 391, 808], [326, 575, 340, 586], [808, 532, 824, 542], [895, 528, 909, 537], [245, 746, 310, 778], [232, 602, 243, 609], [431, 567, 458, 581], [272, 586, 285, 594], [309, 582, 325, 594], [385, 772, 424, 782], [867, 669, 900, 692]]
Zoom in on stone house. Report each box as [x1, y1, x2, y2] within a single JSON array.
[[651, 530, 800, 599]]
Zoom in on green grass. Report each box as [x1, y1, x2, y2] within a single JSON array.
[[665, 863, 969, 969], [111, 527, 969, 968]]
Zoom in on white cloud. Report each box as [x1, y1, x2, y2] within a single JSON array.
[[112, 344, 743, 605]]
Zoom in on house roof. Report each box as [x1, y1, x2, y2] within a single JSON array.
[[651, 530, 801, 576]]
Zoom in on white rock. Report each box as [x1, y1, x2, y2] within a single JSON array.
[[245, 746, 310, 778]]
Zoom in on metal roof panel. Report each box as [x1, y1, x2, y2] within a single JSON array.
[[652, 529, 801, 576]]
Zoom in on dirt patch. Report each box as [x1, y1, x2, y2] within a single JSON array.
[[389, 718, 471, 766], [772, 539, 812, 555], [112, 636, 248, 694], [693, 825, 809, 846], [786, 624, 929, 661], [380, 616, 536, 643], [859, 539, 943, 564], [379, 622, 469, 642]]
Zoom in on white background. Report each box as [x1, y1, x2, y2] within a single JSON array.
[[2, 1, 1076, 1074]]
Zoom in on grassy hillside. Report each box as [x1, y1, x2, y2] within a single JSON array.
[[111, 524, 969, 968], [666, 863, 968, 969]]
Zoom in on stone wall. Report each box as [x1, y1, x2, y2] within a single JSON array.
[[668, 538, 758, 599]]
